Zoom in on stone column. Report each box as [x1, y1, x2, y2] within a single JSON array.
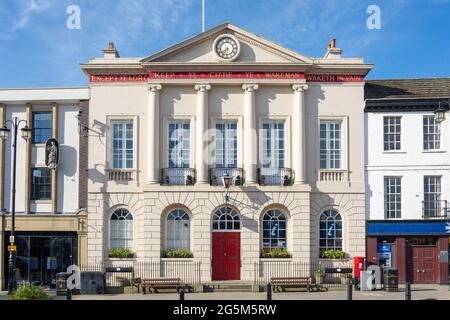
[[292, 84, 308, 184], [194, 84, 211, 184], [51, 103, 58, 214], [24, 104, 32, 214], [242, 84, 259, 184], [147, 84, 162, 184]]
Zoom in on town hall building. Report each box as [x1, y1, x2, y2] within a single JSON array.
[[81, 23, 372, 282]]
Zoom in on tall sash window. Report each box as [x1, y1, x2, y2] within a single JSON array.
[[215, 121, 238, 168]]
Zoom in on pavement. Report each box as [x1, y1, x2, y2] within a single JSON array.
[[1, 284, 449, 300]]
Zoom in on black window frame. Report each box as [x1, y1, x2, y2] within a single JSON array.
[[31, 168, 52, 201], [32, 111, 52, 144]]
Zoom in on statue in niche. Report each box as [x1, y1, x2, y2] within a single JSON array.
[[45, 139, 60, 170]]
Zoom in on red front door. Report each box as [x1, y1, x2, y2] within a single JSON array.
[[212, 232, 240, 281], [410, 246, 436, 284]]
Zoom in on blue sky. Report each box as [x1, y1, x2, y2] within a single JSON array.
[[0, 0, 449, 88]]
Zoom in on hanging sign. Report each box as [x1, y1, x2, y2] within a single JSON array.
[[8, 245, 17, 252], [45, 138, 60, 170]]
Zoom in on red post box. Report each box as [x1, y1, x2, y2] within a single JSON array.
[[353, 256, 365, 280]]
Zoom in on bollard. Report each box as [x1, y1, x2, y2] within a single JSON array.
[[267, 283, 272, 301], [66, 289, 72, 301], [180, 289, 185, 301], [347, 281, 353, 300], [405, 283, 411, 301]]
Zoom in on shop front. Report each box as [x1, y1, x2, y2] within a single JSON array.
[[3, 232, 78, 286], [0, 213, 88, 290], [367, 221, 449, 284]]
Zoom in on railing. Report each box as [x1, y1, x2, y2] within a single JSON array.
[[318, 170, 348, 182], [80, 260, 202, 287], [258, 168, 294, 186], [210, 167, 245, 186], [107, 169, 135, 182], [422, 200, 448, 218], [254, 260, 353, 288], [160, 168, 196, 186]]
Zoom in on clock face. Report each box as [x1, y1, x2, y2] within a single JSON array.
[[213, 35, 240, 61]]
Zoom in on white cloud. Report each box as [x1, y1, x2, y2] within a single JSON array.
[[12, 0, 51, 31]]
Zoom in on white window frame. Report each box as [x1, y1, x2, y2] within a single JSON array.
[[319, 209, 343, 253], [162, 116, 195, 168], [167, 120, 191, 169], [423, 175, 442, 217], [383, 116, 402, 151], [165, 208, 191, 251], [384, 176, 402, 219], [423, 115, 441, 151], [109, 208, 134, 251], [259, 117, 290, 169], [261, 209, 288, 251], [214, 120, 238, 168], [318, 116, 348, 171], [107, 116, 138, 170]]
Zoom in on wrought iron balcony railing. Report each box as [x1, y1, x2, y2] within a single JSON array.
[[210, 167, 245, 186], [160, 168, 196, 186], [422, 200, 448, 218], [258, 168, 294, 186]]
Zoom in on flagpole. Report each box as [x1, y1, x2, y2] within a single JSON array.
[[202, 0, 205, 32]]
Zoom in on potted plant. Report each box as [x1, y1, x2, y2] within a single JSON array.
[[108, 248, 134, 259], [9, 284, 49, 300], [260, 248, 292, 259], [162, 249, 194, 258], [314, 264, 325, 285]]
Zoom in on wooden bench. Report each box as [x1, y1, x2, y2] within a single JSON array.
[[141, 278, 189, 294], [270, 277, 313, 292]]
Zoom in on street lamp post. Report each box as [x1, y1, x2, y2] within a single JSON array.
[[0, 117, 32, 293]]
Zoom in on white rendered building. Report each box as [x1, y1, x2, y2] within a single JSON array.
[[81, 23, 372, 282], [0, 87, 90, 290], [365, 78, 450, 284]]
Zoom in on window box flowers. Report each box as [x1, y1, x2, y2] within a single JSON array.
[[319, 249, 346, 260], [260, 248, 292, 259], [162, 249, 194, 259], [108, 248, 134, 259]]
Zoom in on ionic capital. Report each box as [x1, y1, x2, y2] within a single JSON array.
[[242, 84, 259, 92], [292, 84, 309, 92], [148, 84, 162, 92], [194, 84, 211, 92]]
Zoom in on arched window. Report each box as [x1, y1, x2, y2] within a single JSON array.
[[110, 208, 133, 250], [212, 207, 240, 231], [262, 209, 287, 249], [319, 209, 343, 252], [166, 208, 191, 250]]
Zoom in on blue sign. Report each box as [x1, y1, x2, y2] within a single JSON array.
[[377, 244, 392, 252], [368, 221, 450, 236]]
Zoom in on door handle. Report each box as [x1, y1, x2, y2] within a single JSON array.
[[422, 270, 426, 273], [417, 269, 420, 273]]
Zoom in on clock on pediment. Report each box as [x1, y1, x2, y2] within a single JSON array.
[[213, 34, 241, 62]]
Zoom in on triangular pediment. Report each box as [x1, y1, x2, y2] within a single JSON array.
[[142, 23, 312, 64]]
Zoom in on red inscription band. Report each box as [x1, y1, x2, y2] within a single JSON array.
[[90, 74, 149, 82], [305, 74, 365, 82], [148, 71, 306, 80], [89, 73, 365, 83]]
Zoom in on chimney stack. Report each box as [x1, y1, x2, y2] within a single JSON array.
[[324, 38, 343, 59], [103, 42, 120, 59]]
